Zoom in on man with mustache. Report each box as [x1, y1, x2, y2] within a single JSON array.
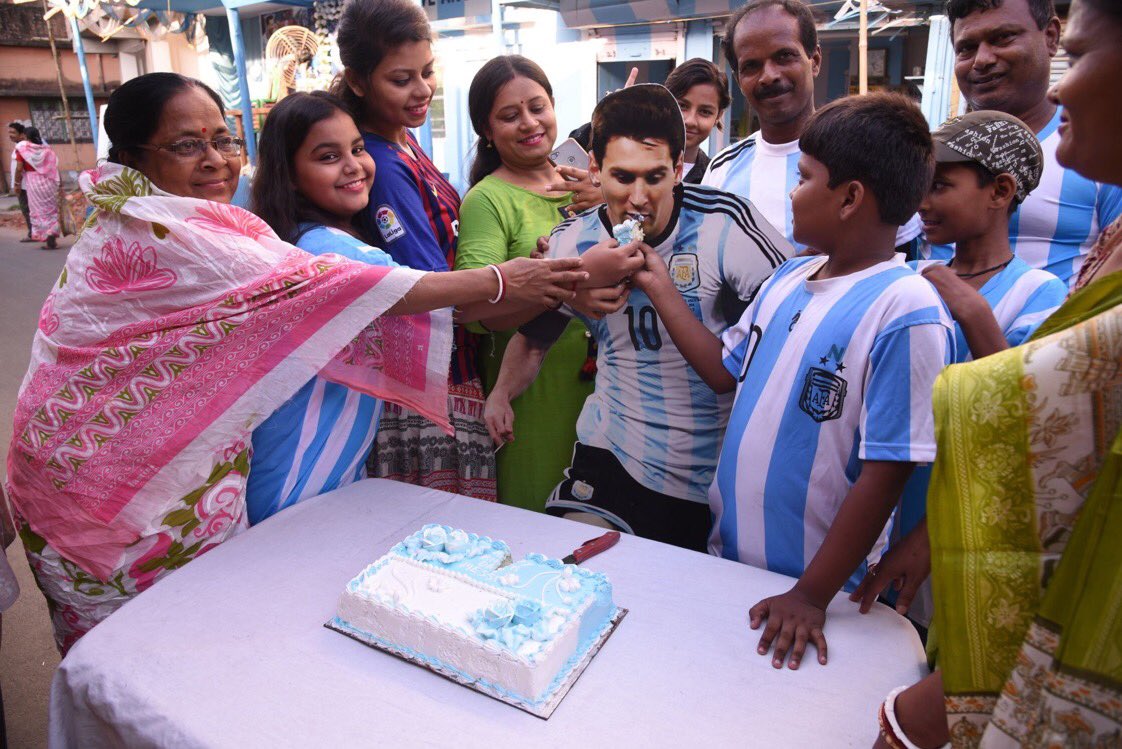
[[931, 0, 1122, 287], [703, 0, 924, 252]]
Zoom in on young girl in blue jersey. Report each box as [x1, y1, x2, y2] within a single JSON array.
[[633, 93, 953, 670], [332, 0, 497, 501], [245, 91, 591, 524], [848, 111, 1066, 624]]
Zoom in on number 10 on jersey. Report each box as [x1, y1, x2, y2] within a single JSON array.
[[625, 304, 663, 351]]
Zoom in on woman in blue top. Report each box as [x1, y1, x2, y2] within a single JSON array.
[[332, 0, 496, 499], [247, 92, 589, 523]]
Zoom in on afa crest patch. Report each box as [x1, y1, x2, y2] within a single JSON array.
[[668, 253, 700, 293], [799, 367, 847, 422], [375, 205, 406, 243]]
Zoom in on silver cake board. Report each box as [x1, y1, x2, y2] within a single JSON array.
[[325, 607, 627, 719]]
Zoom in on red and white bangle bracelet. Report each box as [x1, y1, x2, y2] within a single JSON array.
[[487, 264, 506, 304], [878, 686, 950, 749]]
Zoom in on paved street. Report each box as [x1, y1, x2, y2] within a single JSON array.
[[1, 225, 74, 749]]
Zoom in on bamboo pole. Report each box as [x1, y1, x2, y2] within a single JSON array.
[[42, 0, 81, 164], [858, 0, 869, 94]]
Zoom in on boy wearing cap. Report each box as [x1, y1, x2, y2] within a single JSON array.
[[849, 111, 1067, 624], [633, 93, 954, 669], [915, 111, 1067, 361]]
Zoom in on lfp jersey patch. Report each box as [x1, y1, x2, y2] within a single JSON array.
[[375, 205, 406, 243]]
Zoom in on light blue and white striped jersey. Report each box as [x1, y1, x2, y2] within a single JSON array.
[[703, 132, 924, 251], [550, 184, 793, 503], [896, 256, 1065, 542], [246, 225, 399, 525], [911, 257, 1066, 357], [923, 108, 1122, 287], [711, 254, 954, 589]]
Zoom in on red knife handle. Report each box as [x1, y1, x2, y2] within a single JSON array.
[[571, 531, 620, 564]]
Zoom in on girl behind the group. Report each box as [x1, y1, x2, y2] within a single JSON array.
[[664, 59, 730, 184], [333, 0, 494, 500], [248, 91, 587, 523], [567, 57, 729, 186], [454, 55, 594, 512]]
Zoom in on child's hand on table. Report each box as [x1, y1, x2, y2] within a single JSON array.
[[749, 587, 828, 670]]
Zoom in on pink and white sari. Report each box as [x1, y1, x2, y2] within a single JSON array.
[[6, 163, 451, 652], [14, 139, 61, 241]]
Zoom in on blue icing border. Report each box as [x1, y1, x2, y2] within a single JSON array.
[[330, 607, 618, 708]]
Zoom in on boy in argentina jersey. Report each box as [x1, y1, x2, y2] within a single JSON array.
[[633, 93, 953, 669], [484, 85, 792, 552], [850, 112, 1066, 626], [921, 106, 1122, 286]]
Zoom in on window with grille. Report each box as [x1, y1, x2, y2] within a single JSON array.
[[28, 98, 93, 144]]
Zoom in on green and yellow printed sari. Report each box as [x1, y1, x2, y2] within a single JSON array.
[[929, 269, 1122, 748]]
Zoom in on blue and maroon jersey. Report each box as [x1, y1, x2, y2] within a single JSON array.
[[362, 131, 477, 384]]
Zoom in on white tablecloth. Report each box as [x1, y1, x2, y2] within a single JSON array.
[[50, 479, 927, 748]]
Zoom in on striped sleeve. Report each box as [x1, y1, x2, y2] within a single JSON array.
[[1004, 274, 1067, 346], [860, 311, 953, 463], [681, 187, 792, 296], [720, 258, 807, 377], [298, 226, 399, 267], [721, 302, 759, 381], [1097, 183, 1122, 230]]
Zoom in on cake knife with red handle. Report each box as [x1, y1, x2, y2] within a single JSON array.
[[562, 531, 620, 565]]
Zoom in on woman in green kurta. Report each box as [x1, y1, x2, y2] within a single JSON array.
[[456, 55, 598, 511]]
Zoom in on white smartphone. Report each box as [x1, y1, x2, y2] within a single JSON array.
[[550, 138, 591, 178]]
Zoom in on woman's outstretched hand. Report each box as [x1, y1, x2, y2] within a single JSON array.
[[498, 256, 587, 308]]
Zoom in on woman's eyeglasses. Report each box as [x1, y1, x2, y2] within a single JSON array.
[[139, 136, 245, 158]]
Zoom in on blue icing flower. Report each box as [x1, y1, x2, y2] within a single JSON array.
[[514, 600, 542, 627], [445, 529, 470, 555], [483, 599, 514, 629], [420, 526, 447, 552]]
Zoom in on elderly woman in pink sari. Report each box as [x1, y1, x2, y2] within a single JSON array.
[[4, 73, 583, 655], [13, 126, 60, 249]]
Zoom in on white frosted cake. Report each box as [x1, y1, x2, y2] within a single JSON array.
[[329, 525, 619, 710]]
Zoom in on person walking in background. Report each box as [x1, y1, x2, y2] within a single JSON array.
[[334, 0, 497, 501], [7, 122, 33, 243], [13, 126, 60, 250], [455, 55, 597, 512]]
